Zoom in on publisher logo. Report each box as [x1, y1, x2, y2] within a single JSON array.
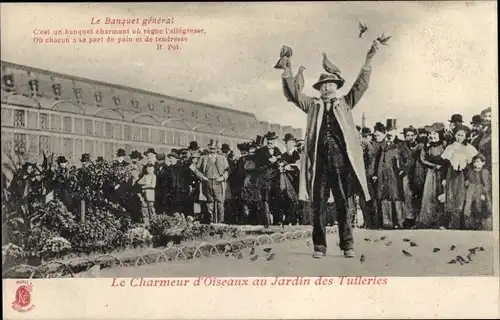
[[12, 281, 35, 313]]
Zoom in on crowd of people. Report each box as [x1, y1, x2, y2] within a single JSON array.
[[2, 108, 492, 231], [358, 108, 492, 231]]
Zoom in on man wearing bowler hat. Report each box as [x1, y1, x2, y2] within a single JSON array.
[[112, 149, 129, 168], [279, 41, 379, 258], [445, 114, 463, 145]]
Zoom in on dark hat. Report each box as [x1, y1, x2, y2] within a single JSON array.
[[171, 148, 178, 154], [130, 150, 143, 160], [471, 115, 483, 125], [283, 133, 296, 142], [144, 148, 157, 156], [207, 139, 219, 149], [221, 143, 231, 152], [237, 143, 248, 152], [116, 148, 126, 157], [56, 155, 68, 164], [472, 153, 486, 162], [247, 141, 258, 149], [189, 141, 199, 150], [277, 158, 288, 166], [255, 135, 265, 146], [167, 152, 179, 159], [402, 126, 418, 136], [361, 127, 372, 136], [424, 122, 445, 133], [452, 123, 470, 134], [157, 153, 166, 161], [449, 114, 463, 123], [312, 73, 345, 90], [417, 127, 427, 134], [264, 131, 278, 141], [373, 122, 386, 133], [96, 156, 105, 162], [80, 153, 91, 162]]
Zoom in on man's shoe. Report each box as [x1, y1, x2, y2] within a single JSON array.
[[312, 251, 326, 259], [344, 249, 356, 258]]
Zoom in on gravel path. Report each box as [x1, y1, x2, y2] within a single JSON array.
[[98, 229, 496, 277]]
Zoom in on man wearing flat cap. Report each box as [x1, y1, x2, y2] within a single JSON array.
[[280, 41, 379, 258]]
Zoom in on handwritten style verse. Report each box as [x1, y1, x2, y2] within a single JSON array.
[[32, 16, 207, 51], [111, 277, 389, 287]]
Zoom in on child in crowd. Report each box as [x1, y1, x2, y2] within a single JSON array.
[[137, 163, 157, 227], [463, 154, 492, 230]]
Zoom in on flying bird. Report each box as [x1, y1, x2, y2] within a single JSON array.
[[450, 245, 456, 251], [433, 248, 441, 253], [360, 254, 365, 264], [410, 241, 418, 247], [377, 32, 392, 46], [402, 250, 413, 257], [294, 66, 306, 93], [263, 247, 272, 253], [358, 22, 368, 38], [266, 253, 276, 261], [250, 254, 259, 261], [274, 45, 293, 69], [322, 52, 342, 74]]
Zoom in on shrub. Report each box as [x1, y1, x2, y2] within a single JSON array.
[[125, 227, 153, 248], [149, 213, 188, 246], [40, 236, 72, 260], [2, 243, 25, 267]]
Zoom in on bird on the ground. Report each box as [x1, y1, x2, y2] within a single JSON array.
[[360, 254, 365, 264], [322, 52, 342, 74], [450, 245, 456, 251], [380, 236, 387, 240], [364, 238, 371, 242], [294, 66, 306, 93], [448, 259, 457, 264], [374, 239, 379, 243], [274, 45, 293, 69], [402, 250, 413, 257], [478, 246, 485, 252], [466, 254, 473, 262], [250, 254, 259, 261], [456, 255, 469, 264], [336, 242, 340, 247], [266, 253, 276, 261], [237, 252, 244, 259], [358, 22, 368, 38], [263, 247, 272, 253], [377, 32, 392, 46], [306, 240, 312, 247], [410, 241, 418, 247], [224, 252, 231, 257], [402, 238, 411, 242], [250, 247, 255, 255], [433, 248, 441, 253], [385, 241, 393, 246]]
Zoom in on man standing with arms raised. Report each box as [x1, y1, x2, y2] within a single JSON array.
[[279, 41, 379, 258]]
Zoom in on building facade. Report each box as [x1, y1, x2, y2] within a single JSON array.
[[1, 61, 303, 166]]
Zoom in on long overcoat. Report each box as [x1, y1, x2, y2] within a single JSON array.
[[282, 65, 372, 202]]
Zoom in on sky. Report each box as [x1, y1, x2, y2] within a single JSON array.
[[1, 2, 497, 132]]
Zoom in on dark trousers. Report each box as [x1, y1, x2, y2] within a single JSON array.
[[312, 154, 354, 253]]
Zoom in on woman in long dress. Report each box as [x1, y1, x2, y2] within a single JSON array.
[[417, 123, 446, 228], [441, 124, 478, 229]]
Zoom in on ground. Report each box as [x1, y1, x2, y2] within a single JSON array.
[[98, 228, 497, 277]]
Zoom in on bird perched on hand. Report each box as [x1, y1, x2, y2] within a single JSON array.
[[322, 52, 342, 75], [358, 22, 368, 38], [377, 32, 392, 46], [294, 66, 306, 93], [274, 45, 293, 69]]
